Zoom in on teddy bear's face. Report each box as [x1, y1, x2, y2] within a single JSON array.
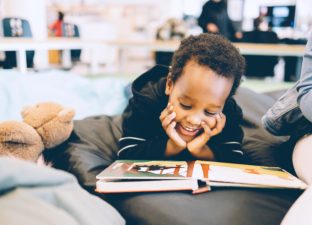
[[0, 102, 75, 162], [22, 102, 75, 149], [22, 102, 64, 128]]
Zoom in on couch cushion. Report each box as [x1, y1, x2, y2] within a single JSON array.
[[45, 87, 302, 225], [44, 115, 123, 192], [106, 188, 301, 225], [234, 88, 290, 166]]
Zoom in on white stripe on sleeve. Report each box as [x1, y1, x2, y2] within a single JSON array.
[[117, 144, 138, 156], [224, 142, 241, 145], [119, 137, 146, 142], [232, 150, 244, 155]]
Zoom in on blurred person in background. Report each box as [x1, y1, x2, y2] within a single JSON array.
[[49, 11, 64, 37], [241, 16, 279, 78], [198, 0, 242, 41], [242, 15, 279, 44], [48, 11, 65, 64]]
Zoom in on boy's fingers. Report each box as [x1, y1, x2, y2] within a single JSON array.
[[166, 121, 177, 135], [159, 104, 173, 121], [165, 120, 174, 131], [166, 122, 186, 147], [159, 108, 169, 121], [161, 112, 176, 128], [188, 122, 211, 152], [202, 121, 211, 133], [211, 113, 226, 136], [159, 110, 166, 121], [200, 121, 212, 142]]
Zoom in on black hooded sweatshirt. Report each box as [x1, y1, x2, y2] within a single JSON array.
[[118, 65, 245, 163]]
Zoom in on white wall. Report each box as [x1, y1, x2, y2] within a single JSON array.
[[2, 0, 48, 68], [296, 0, 312, 32]]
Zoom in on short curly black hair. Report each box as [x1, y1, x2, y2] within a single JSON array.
[[170, 33, 245, 97]]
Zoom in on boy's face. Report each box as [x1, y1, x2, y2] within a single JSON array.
[[165, 60, 233, 142]]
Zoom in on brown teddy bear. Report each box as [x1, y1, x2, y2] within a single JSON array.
[[0, 102, 75, 162]]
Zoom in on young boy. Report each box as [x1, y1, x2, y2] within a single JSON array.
[[118, 33, 245, 163]]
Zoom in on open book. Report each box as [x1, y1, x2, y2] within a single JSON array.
[[96, 160, 307, 194]]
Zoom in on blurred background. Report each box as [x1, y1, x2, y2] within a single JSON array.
[[0, 0, 311, 79], [0, 0, 312, 81], [0, 0, 310, 120]]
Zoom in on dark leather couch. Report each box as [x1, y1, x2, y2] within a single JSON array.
[[45, 87, 302, 225]]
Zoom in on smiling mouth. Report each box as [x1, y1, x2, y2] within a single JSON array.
[[176, 124, 201, 137]]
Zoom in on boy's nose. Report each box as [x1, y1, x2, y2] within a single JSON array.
[[186, 114, 217, 128], [186, 115, 202, 127]]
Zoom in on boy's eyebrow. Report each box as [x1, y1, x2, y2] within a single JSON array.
[[180, 94, 222, 109], [180, 94, 193, 100]]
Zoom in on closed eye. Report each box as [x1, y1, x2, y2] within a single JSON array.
[[204, 110, 218, 117], [179, 103, 192, 110]]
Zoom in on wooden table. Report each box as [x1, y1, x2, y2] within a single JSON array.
[[107, 39, 305, 56], [106, 40, 305, 73]]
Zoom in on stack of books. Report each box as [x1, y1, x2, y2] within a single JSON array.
[[96, 160, 307, 194]]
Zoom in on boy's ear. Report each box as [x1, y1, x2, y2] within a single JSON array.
[[165, 75, 173, 96]]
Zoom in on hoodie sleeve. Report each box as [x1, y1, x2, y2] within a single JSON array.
[[208, 98, 245, 163], [118, 94, 169, 160]]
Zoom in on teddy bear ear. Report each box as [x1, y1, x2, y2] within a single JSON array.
[[58, 107, 75, 122], [21, 105, 34, 118]]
